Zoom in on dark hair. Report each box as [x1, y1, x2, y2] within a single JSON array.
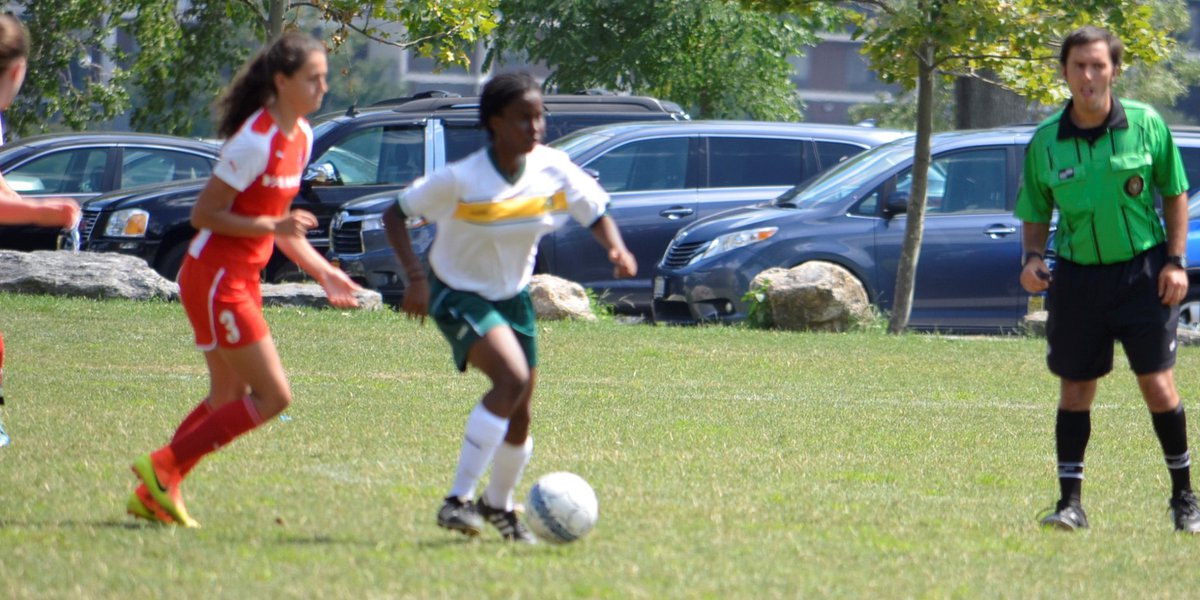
[[0, 14, 29, 73], [1060, 25, 1123, 68], [216, 32, 326, 138], [479, 72, 541, 139]]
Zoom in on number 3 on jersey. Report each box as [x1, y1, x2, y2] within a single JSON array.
[[218, 309, 242, 345]]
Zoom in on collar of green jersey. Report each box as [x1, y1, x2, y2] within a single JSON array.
[[487, 145, 526, 184], [1056, 94, 1129, 144]]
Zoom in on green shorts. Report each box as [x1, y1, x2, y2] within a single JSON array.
[[429, 275, 538, 372]]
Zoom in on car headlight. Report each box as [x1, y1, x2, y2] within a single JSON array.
[[360, 215, 385, 231], [103, 209, 149, 237], [689, 226, 778, 265]]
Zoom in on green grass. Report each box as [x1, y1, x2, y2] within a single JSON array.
[[2, 293, 1200, 598]]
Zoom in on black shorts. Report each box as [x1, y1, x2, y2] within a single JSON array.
[[1045, 245, 1179, 380]]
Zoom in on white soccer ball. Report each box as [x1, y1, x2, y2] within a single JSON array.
[[525, 471, 598, 544]]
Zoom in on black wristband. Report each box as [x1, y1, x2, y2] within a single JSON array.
[[1023, 251, 1043, 266]]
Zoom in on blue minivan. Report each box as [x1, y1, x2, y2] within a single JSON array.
[[654, 127, 1200, 332]]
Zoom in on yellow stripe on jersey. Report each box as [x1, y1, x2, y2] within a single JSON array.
[[453, 190, 568, 224]]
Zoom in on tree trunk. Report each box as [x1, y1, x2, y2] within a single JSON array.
[[954, 74, 1033, 129], [888, 44, 936, 335], [268, 0, 285, 39]]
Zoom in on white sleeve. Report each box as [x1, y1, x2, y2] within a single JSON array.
[[398, 166, 459, 222], [561, 157, 609, 227], [211, 129, 269, 192]]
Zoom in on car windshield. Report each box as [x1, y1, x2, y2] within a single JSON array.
[[550, 129, 617, 159], [774, 137, 914, 208]]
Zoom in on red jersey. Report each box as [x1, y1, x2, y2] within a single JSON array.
[[188, 108, 313, 275]]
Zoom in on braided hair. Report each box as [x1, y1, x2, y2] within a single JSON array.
[[216, 32, 325, 138]]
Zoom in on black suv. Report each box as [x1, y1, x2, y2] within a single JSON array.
[[77, 93, 687, 281]]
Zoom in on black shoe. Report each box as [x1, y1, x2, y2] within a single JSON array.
[[477, 498, 538, 544], [437, 496, 483, 536], [1039, 500, 1089, 531], [1170, 490, 1200, 533]]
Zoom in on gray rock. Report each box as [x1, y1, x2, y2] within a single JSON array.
[[261, 282, 383, 310], [750, 262, 872, 332], [0, 250, 178, 300], [529, 274, 596, 321]]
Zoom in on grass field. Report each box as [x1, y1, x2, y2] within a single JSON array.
[[2, 293, 1200, 598]]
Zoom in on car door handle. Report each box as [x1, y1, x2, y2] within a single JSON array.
[[984, 225, 1017, 239], [659, 207, 694, 219]]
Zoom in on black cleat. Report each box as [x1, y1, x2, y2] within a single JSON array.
[[1039, 500, 1089, 531], [477, 498, 538, 544], [1170, 490, 1200, 534], [437, 496, 483, 536]]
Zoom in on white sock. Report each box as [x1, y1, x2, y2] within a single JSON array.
[[448, 403, 509, 500], [484, 436, 533, 511]]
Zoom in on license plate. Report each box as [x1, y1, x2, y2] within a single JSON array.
[[653, 276, 665, 298]]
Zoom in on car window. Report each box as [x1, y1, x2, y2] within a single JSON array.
[[381, 130, 429, 186], [893, 148, 1007, 214], [585, 137, 689, 192], [309, 126, 384, 182], [1178, 145, 1200, 193], [776, 139, 912, 209], [708, 137, 808, 187], [121, 149, 214, 188], [815, 141, 865, 170], [7, 148, 109, 194], [444, 125, 488, 163]]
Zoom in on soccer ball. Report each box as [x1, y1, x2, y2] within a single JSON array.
[[525, 471, 598, 544]]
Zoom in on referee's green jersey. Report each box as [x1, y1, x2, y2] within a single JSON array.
[[1015, 97, 1188, 265]]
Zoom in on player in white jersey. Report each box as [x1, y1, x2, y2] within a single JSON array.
[[384, 72, 636, 543]]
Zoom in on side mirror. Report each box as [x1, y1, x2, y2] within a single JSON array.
[[583, 167, 601, 181], [303, 163, 341, 186], [883, 193, 908, 218]]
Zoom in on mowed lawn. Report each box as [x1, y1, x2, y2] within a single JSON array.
[[2, 293, 1200, 598]]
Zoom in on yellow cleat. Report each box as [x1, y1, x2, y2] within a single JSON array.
[[126, 486, 173, 525], [131, 453, 199, 528]]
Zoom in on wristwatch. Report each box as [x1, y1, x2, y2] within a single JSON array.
[[1167, 254, 1188, 269]]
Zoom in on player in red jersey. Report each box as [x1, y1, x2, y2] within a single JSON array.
[[0, 15, 80, 448], [126, 32, 362, 526]]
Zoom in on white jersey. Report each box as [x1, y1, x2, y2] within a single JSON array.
[[398, 144, 608, 301]]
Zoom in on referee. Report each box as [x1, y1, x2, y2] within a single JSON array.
[[1016, 25, 1199, 533]]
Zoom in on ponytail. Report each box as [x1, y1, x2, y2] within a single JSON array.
[[215, 32, 325, 138]]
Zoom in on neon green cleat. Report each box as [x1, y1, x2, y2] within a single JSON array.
[[131, 453, 199, 528], [126, 486, 173, 524]]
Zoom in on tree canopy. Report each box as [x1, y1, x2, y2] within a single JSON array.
[[8, 0, 497, 137]]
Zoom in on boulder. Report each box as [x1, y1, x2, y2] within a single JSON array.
[[261, 283, 383, 310], [0, 250, 178, 301], [750, 262, 872, 332], [529, 274, 596, 321]]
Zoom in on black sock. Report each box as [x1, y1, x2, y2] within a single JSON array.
[[1151, 404, 1192, 497], [1056, 409, 1090, 506]]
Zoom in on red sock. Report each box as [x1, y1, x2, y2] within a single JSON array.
[[171, 399, 213, 477], [167, 396, 263, 470]]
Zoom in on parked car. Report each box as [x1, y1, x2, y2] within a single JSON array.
[[77, 93, 688, 281], [652, 127, 1200, 332], [0, 132, 220, 250], [330, 121, 909, 308]]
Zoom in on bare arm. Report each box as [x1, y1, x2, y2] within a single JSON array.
[[588, 214, 636, 279], [1019, 221, 1052, 293], [383, 205, 429, 322], [190, 177, 312, 238], [274, 233, 362, 309], [0, 172, 79, 227], [1159, 192, 1189, 305]]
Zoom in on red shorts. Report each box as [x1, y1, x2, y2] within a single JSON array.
[[178, 257, 268, 350]]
